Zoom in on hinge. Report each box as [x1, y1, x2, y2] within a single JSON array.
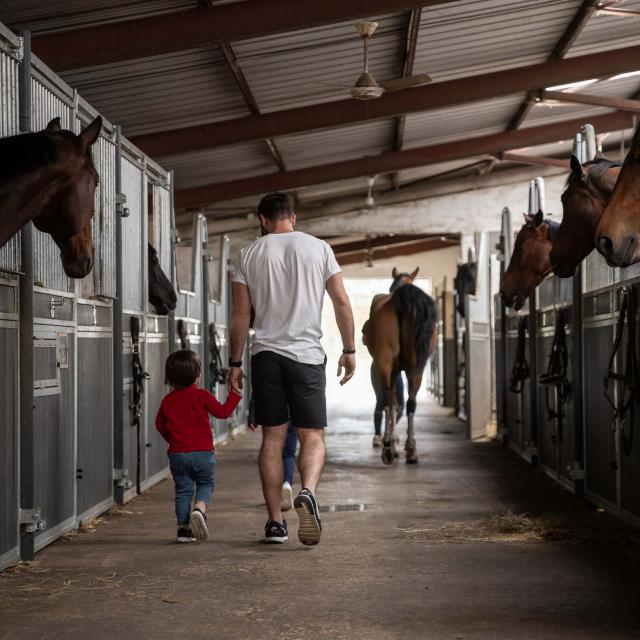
[[20, 508, 46, 533], [11, 37, 24, 62], [567, 462, 584, 481], [113, 468, 133, 489], [116, 193, 129, 217]]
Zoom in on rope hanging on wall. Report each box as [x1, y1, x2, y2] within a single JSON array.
[[509, 317, 530, 394]]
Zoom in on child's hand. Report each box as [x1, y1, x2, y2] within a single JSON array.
[[230, 382, 243, 397], [248, 421, 259, 432]]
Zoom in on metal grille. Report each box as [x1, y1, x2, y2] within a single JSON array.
[[94, 133, 117, 297], [0, 26, 21, 274], [31, 59, 75, 292], [121, 156, 145, 311], [33, 339, 59, 389], [583, 250, 615, 294]]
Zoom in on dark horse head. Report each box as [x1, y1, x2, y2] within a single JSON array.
[[501, 210, 558, 310], [453, 261, 477, 317], [148, 243, 177, 315], [550, 155, 620, 277], [0, 116, 102, 278], [389, 266, 419, 292], [596, 124, 640, 267]]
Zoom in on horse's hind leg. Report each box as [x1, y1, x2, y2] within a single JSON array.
[[405, 370, 422, 464], [381, 374, 398, 466]]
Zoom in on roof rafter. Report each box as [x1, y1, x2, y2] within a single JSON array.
[[506, 0, 599, 131], [336, 236, 459, 266], [540, 89, 640, 112], [131, 43, 640, 157], [31, 0, 454, 71], [173, 110, 634, 208]]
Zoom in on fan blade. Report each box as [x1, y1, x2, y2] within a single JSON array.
[[381, 73, 432, 92]]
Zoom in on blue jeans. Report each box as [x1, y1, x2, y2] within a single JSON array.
[[168, 451, 216, 526], [283, 421, 297, 485]]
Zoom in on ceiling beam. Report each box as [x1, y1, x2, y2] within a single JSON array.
[[337, 237, 459, 266], [174, 110, 634, 208], [390, 7, 422, 190], [331, 233, 439, 254], [540, 89, 640, 112], [131, 43, 640, 156], [500, 153, 570, 169], [506, 0, 599, 131], [219, 42, 286, 171], [31, 0, 453, 71]]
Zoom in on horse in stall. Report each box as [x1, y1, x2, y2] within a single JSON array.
[[148, 243, 177, 315], [550, 155, 620, 277], [596, 124, 640, 267], [363, 267, 437, 465], [500, 210, 559, 310], [0, 116, 102, 278]]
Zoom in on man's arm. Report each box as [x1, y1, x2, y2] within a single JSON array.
[[326, 272, 356, 385], [228, 282, 251, 392]]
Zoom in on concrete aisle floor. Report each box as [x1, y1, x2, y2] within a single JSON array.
[[2, 400, 640, 640]]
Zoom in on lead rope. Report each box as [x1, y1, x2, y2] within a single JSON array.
[[509, 317, 530, 393], [129, 316, 150, 494], [538, 309, 570, 444], [603, 286, 638, 457]]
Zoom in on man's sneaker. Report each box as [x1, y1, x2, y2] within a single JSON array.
[[177, 527, 196, 543], [294, 488, 322, 546], [264, 520, 288, 544], [372, 434, 383, 448], [281, 481, 293, 511], [190, 507, 209, 541]]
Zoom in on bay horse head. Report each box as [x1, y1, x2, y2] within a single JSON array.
[[0, 116, 102, 278], [148, 243, 177, 315], [389, 266, 419, 292], [550, 155, 620, 276], [596, 125, 640, 267], [500, 210, 556, 310]]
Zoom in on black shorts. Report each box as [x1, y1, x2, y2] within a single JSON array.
[[251, 351, 327, 428]]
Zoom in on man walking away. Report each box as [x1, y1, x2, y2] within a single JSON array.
[[229, 192, 356, 546]]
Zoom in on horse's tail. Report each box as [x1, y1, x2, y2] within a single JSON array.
[[392, 284, 437, 372]]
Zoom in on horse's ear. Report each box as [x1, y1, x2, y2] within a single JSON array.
[[534, 209, 544, 227], [410, 267, 419, 280], [45, 118, 61, 132], [523, 213, 533, 226], [569, 154, 583, 179], [392, 267, 399, 279], [79, 116, 102, 149]]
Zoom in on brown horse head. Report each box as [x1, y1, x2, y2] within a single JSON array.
[[596, 125, 640, 267], [550, 155, 620, 276], [0, 116, 102, 278], [390, 266, 419, 292], [500, 210, 555, 310], [148, 243, 177, 315]]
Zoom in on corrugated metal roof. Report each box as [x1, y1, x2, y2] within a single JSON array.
[[164, 141, 276, 189], [414, 0, 583, 82], [61, 47, 249, 137], [569, 0, 640, 57], [233, 13, 407, 112], [403, 94, 526, 149], [276, 119, 396, 170]]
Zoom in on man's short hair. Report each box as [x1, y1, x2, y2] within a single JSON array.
[[165, 349, 201, 388], [257, 192, 294, 220]]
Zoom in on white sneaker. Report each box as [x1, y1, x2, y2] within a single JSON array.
[[281, 481, 293, 511]]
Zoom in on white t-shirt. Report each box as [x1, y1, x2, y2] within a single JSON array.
[[233, 231, 341, 365]]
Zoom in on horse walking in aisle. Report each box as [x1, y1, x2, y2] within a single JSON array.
[[363, 267, 437, 465], [0, 116, 102, 278]]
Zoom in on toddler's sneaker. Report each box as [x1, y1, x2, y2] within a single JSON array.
[[264, 520, 288, 544], [177, 527, 196, 543], [190, 507, 209, 541], [281, 481, 293, 511]]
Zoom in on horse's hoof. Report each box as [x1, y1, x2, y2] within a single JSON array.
[[381, 447, 394, 465], [392, 449, 400, 458], [372, 435, 383, 448], [406, 450, 419, 464]]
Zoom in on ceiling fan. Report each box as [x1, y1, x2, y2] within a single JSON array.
[[350, 20, 432, 100]]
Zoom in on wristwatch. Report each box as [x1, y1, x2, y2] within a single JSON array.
[[342, 348, 356, 355], [228, 358, 243, 368]]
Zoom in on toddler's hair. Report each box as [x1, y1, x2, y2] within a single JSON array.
[[165, 349, 201, 388]]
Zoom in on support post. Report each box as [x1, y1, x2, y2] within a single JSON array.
[[113, 126, 125, 506], [202, 245, 211, 391], [571, 267, 585, 496], [168, 171, 177, 355], [18, 30, 35, 560]]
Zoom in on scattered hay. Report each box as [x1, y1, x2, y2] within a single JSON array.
[[400, 510, 640, 545]]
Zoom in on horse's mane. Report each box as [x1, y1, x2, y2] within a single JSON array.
[[0, 131, 59, 187]]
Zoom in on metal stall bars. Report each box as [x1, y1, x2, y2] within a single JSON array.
[[534, 173, 581, 492], [74, 97, 117, 523], [0, 23, 22, 571], [465, 232, 494, 439]]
